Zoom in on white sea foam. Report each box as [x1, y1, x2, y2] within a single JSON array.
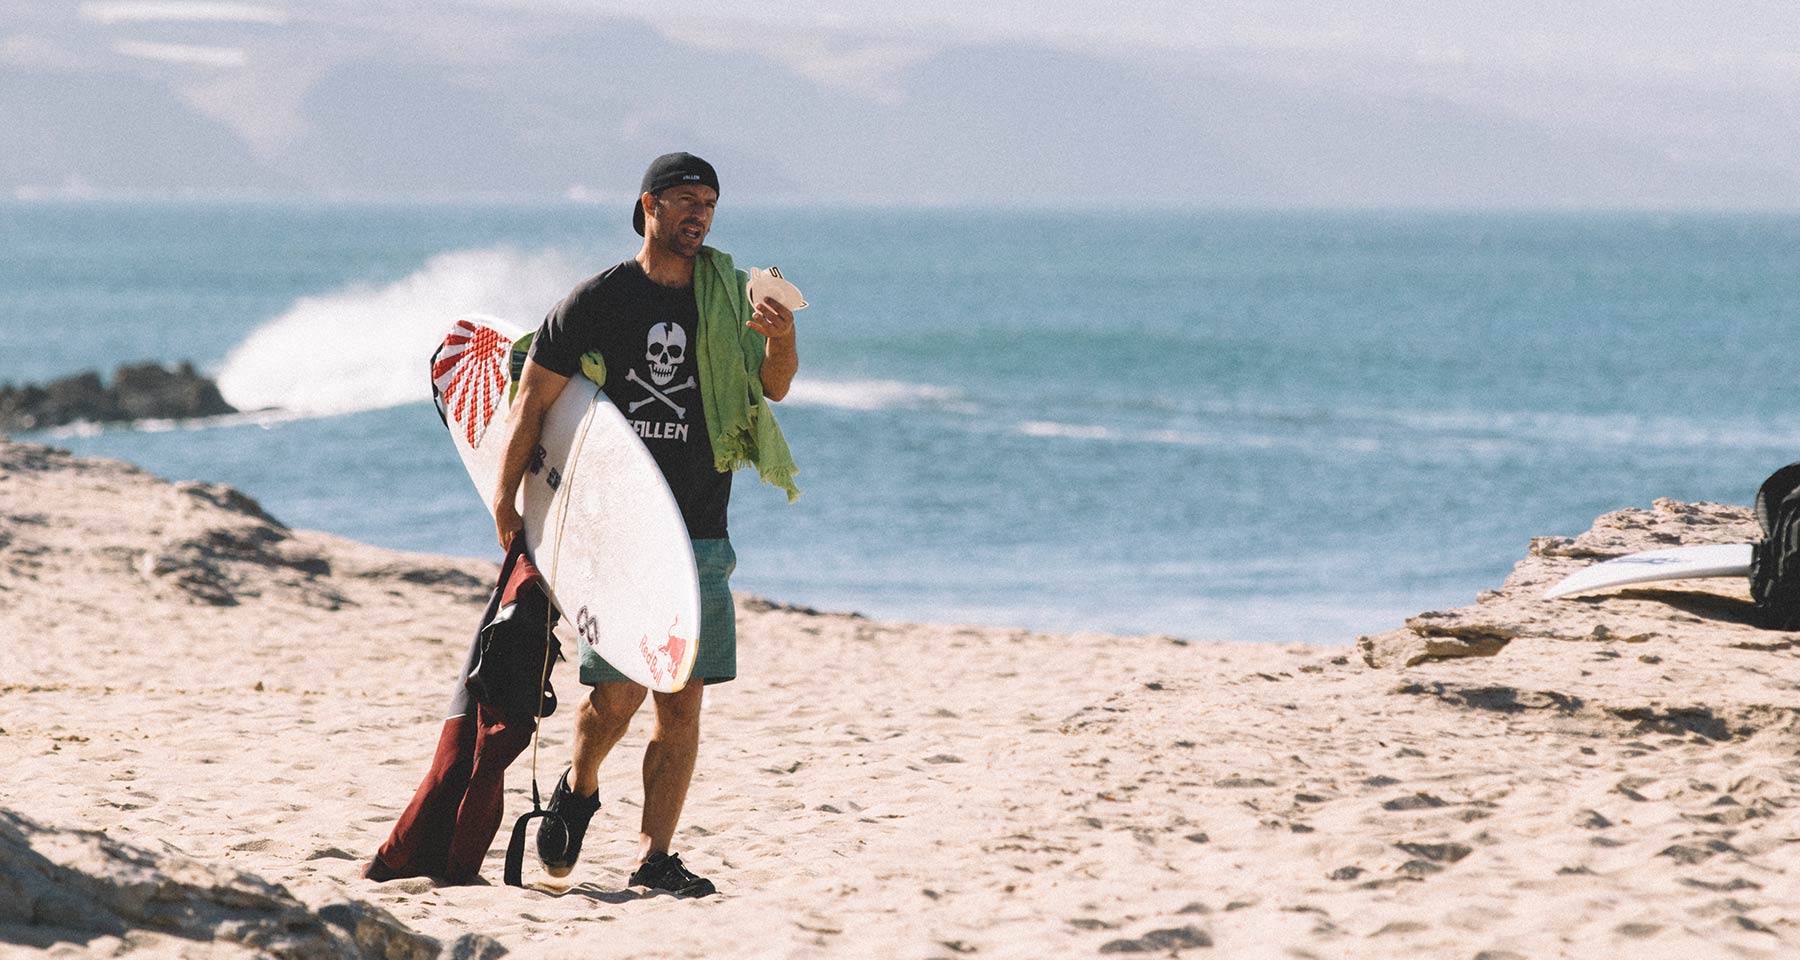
[[1019, 420, 1113, 441], [41, 407, 316, 440], [1140, 398, 1800, 455], [1010, 420, 1303, 452], [1378, 406, 1800, 453], [781, 379, 964, 411], [42, 421, 104, 440], [1139, 428, 1282, 450], [218, 252, 971, 421], [216, 247, 584, 417]]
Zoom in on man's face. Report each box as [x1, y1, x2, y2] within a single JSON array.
[[647, 184, 717, 258]]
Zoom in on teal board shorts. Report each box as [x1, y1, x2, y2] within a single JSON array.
[[578, 538, 737, 687]]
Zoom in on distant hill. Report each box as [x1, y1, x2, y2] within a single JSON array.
[[3, 6, 1795, 207]]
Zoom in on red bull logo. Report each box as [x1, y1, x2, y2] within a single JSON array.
[[641, 616, 692, 685]]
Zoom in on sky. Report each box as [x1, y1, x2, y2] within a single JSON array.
[[3, 1, 1797, 207]]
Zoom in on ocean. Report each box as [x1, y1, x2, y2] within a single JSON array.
[[5, 203, 1798, 643]]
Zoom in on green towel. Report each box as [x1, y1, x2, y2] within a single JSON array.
[[573, 248, 800, 502], [694, 246, 800, 502]]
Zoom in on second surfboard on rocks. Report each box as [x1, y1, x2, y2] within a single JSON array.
[[1542, 543, 1753, 600]]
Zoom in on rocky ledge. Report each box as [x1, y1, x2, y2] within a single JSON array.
[[1360, 498, 1800, 753], [1, 807, 504, 959], [0, 362, 236, 433], [1360, 498, 1767, 669], [0, 440, 492, 610]]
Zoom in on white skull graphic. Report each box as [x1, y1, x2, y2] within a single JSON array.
[[646, 322, 686, 386]]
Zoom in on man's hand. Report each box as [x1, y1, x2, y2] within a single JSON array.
[[751, 295, 799, 401], [747, 296, 794, 340], [489, 357, 570, 553], [494, 497, 523, 551]]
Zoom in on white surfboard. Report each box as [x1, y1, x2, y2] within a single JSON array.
[[431, 315, 701, 692], [1542, 543, 1753, 600]]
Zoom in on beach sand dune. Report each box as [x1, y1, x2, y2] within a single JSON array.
[[3, 439, 1797, 958]]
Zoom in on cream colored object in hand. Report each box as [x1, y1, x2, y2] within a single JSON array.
[[747, 266, 807, 311]]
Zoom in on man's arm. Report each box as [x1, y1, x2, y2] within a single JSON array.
[[491, 358, 572, 549], [748, 296, 798, 401]]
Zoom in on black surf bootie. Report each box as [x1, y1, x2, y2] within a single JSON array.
[[629, 851, 717, 898], [535, 769, 601, 878]]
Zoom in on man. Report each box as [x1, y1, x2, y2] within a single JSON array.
[[489, 152, 800, 897]]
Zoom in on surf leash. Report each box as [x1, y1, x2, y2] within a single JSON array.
[[503, 406, 591, 887], [503, 606, 561, 887]]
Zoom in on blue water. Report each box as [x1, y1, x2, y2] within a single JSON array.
[[5, 202, 1798, 642]]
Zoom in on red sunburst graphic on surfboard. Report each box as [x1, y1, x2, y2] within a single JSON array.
[[432, 319, 511, 448]]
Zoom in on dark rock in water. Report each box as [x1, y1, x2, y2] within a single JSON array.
[[0, 361, 236, 433], [111, 361, 236, 421], [0, 373, 104, 432]]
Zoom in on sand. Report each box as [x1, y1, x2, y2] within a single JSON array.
[[2, 438, 1798, 958]]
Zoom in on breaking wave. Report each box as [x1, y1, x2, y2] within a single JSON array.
[[216, 247, 586, 416]]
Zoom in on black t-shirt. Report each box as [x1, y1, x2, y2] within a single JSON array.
[[529, 260, 731, 539]]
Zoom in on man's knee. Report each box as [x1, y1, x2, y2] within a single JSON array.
[[585, 681, 647, 730], [652, 680, 704, 731]]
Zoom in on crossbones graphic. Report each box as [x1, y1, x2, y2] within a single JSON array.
[[627, 368, 695, 417]]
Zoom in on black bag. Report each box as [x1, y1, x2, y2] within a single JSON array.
[[1749, 461, 1800, 629], [465, 539, 563, 724], [467, 584, 561, 723]]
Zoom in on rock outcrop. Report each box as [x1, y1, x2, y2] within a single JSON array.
[[0, 807, 504, 959], [0, 441, 489, 609], [0, 361, 236, 433], [1360, 498, 1763, 669]]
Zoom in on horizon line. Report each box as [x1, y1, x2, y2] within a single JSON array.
[[7, 193, 1800, 217]]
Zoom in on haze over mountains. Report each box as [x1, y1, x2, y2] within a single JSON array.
[[4, 1, 1797, 208]]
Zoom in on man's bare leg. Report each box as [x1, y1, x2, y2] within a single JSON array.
[[637, 680, 704, 862], [538, 681, 644, 876], [571, 681, 647, 795]]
